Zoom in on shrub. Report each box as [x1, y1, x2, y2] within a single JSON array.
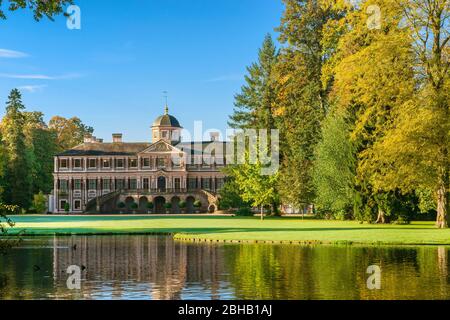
[[235, 207, 253, 216], [164, 203, 172, 209], [334, 210, 353, 221], [179, 201, 187, 209], [393, 213, 411, 225], [131, 202, 138, 210], [147, 202, 154, 209], [64, 202, 70, 213], [32, 192, 47, 214], [193, 200, 202, 208], [117, 202, 126, 209], [28, 207, 37, 214]]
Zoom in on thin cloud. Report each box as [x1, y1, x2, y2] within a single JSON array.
[[0, 49, 29, 58], [0, 72, 83, 80], [18, 85, 48, 93]]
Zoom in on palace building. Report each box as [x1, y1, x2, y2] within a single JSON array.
[[51, 106, 227, 214]]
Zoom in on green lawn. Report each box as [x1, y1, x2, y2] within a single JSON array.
[[3, 215, 450, 245]]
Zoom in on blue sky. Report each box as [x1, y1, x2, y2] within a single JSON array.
[[0, 0, 284, 142]]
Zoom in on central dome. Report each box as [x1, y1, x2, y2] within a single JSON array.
[[152, 106, 181, 128]]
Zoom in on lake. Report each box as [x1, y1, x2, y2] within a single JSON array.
[[0, 235, 449, 300]]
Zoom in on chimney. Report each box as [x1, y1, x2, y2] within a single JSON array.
[[84, 134, 94, 143], [209, 132, 220, 142], [112, 133, 123, 143]]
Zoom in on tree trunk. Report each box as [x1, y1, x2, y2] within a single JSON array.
[[376, 209, 386, 224], [436, 183, 448, 229], [261, 206, 264, 221], [271, 202, 280, 216]]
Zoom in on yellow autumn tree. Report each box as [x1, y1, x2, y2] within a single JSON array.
[[356, 0, 449, 228], [328, 0, 416, 222]]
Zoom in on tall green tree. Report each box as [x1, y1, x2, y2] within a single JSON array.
[[0, 89, 33, 209], [274, 0, 347, 209], [24, 111, 58, 195], [0, 130, 7, 201], [313, 107, 356, 216], [229, 34, 278, 130], [218, 178, 250, 210]]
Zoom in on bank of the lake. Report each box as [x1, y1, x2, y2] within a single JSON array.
[[3, 215, 450, 246]]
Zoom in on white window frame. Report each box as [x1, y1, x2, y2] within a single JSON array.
[[74, 200, 82, 211], [60, 159, 68, 169], [73, 158, 82, 169], [88, 158, 97, 169], [59, 199, 68, 210], [102, 159, 111, 169], [116, 158, 125, 169]]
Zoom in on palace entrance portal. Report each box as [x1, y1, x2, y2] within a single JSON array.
[[154, 196, 166, 214]]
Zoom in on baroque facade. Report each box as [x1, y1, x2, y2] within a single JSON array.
[[52, 107, 227, 214]]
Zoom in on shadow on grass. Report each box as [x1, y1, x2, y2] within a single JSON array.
[[10, 215, 245, 223], [8, 225, 444, 237]]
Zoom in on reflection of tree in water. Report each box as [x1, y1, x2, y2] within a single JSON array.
[[0, 274, 7, 290], [53, 236, 225, 300], [225, 245, 450, 300], [1, 237, 449, 299], [437, 247, 448, 297]]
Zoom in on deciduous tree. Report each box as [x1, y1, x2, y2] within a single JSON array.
[[226, 151, 279, 220], [313, 107, 356, 216], [274, 0, 347, 208], [24, 111, 58, 195], [49, 116, 94, 151], [0, 0, 73, 20]]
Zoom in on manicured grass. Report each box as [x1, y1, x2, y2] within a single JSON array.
[[3, 215, 450, 245]]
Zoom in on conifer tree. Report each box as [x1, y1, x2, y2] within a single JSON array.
[[1, 89, 33, 209], [229, 34, 278, 130]]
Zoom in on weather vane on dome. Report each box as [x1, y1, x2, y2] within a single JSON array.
[[163, 91, 169, 114]]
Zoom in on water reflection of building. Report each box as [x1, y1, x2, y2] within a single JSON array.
[[52, 236, 225, 300]]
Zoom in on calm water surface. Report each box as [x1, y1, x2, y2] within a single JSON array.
[[0, 236, 449, 300]]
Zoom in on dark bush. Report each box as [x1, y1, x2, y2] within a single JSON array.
[[235, 207, 253, 216]]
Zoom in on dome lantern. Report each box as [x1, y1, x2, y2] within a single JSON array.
[[151, 106, 182, 144]]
